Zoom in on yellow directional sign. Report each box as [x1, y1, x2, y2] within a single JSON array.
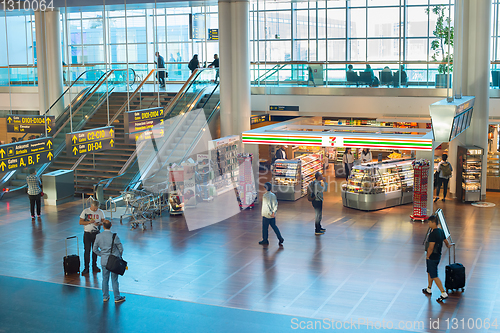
[[6, 115, 55, 134], [124, 107, 166, 144], [125, 107, 165, 133], [128, 128, 164, 143], [66, 126, 115, 157], [0, 138, 54, 171]]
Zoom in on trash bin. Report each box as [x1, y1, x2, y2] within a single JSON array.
[[42, 169, 74, 205]]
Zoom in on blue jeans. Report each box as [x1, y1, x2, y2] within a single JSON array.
[[102, 266, 121, 300], [262, 217, 283, 242], [312, 200, 323, 232]]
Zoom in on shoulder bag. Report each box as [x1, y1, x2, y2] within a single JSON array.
[[106, 233, 127, 275]]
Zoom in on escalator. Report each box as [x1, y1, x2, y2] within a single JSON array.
[[95, 68, 221, 200], [0, 68, 134, 198]]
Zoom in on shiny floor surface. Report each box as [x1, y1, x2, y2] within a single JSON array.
[[1, 169, 500, 332]]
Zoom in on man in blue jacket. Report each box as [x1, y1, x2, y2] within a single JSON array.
[[93, 221, 126, 303]]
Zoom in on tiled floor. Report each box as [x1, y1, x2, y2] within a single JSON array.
[[1, 167, 500, 332]]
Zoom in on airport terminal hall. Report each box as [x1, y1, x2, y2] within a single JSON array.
[[3, 0, 500, 332]]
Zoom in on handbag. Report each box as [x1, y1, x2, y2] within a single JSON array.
[[106, 233, 127, 275]]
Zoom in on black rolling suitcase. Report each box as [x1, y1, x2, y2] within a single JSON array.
[[445, 243, 466, 293], [63, 236, 80, 275]]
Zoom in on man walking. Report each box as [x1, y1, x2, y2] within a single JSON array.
[[79, 199, 107, 275], [259, 182, 284, 246], [422, 215, 451, 302], [310, 172, 327, 235], [155, 51, 166, 88], [94, 221, 126, 303]]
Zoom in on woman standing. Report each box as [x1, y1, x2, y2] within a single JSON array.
[[360, 148, 372, 163], [343, 148, 354, 180], [26, 168, 42, 219]]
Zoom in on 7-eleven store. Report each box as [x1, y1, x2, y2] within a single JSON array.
[[242, 116, 437, 214]]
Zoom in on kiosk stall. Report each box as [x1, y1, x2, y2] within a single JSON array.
[[242, 116, 436, 211]]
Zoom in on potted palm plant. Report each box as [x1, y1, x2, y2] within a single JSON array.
[[426, 5, 454, 88]]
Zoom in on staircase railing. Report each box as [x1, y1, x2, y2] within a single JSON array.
[[107, 69, 156, 126], [0, 69, 133, 196], [0, 69, 111, 193]]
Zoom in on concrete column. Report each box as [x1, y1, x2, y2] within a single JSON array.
[[218, 1, 233, 137], [35, 9, 64, 117], [462, 0, 491, 199], [231, 1, 251, 136], [218, 1, 258, 188]]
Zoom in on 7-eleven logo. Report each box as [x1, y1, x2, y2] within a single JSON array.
[[322, 136, 343, 147]]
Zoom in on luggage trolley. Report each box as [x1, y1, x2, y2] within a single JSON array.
[[120, 189, 153, 231]]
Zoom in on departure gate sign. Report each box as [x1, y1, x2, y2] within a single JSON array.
[[124, 107, 165, 133], [66, 126, 115, 157], [6, 115, 55, 134], [0, 138, 54, 172]]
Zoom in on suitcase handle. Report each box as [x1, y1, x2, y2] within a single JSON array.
[[65, 236, 79, 257], [448, 242, 456, 265]]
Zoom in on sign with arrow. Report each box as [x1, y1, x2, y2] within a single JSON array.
[[124, 107, 166, 144], [6, 115, 55, 134], [127, 127, 165, 143], [0, 137, 54, 172], [66, 126, 115, 157], [124, 107, 165, 133]]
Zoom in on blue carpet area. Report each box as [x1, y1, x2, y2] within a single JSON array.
[[0, 275, 416, 333]]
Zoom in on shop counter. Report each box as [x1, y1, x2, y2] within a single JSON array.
[[341, 159, 414, 211]]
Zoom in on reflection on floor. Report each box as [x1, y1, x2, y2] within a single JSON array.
[[1, 168, 500, 332]]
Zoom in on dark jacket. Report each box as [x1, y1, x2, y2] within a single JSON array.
[[188, 58, 199, 72], [156, 55, 165, 68], [209, 58, 219, 68]]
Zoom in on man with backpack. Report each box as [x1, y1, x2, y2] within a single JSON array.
[[307, 172, 328, 235], [435, 154, 453, 202]]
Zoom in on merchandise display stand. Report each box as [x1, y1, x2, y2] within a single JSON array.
[[237, 153, 257, 209], [298, 154, 323, 197], [197, 154, 215, 201], [457, 146, 483, 202], [272, 159, 301, 201], [410, 159, 430, 221], [168, 165, 184, 215], [209, 135, 240, 196]]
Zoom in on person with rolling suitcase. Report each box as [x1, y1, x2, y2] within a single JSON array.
[[445, 243, 466, 295], [63, 236, 80, 275], [422, 215, 451, 302]]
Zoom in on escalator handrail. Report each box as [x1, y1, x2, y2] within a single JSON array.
[[200, 82, 219, 110], [128, 85, 218, 190], [42, 69, 110, 117], [0, 69, 129, 197], [162, 68, 208, 119], [98, 84, 213, 193], [52, 69, 127, 138], [107, 68, 156, 126], [92, 69, 213, 193], [93, 107, 191, 191]]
